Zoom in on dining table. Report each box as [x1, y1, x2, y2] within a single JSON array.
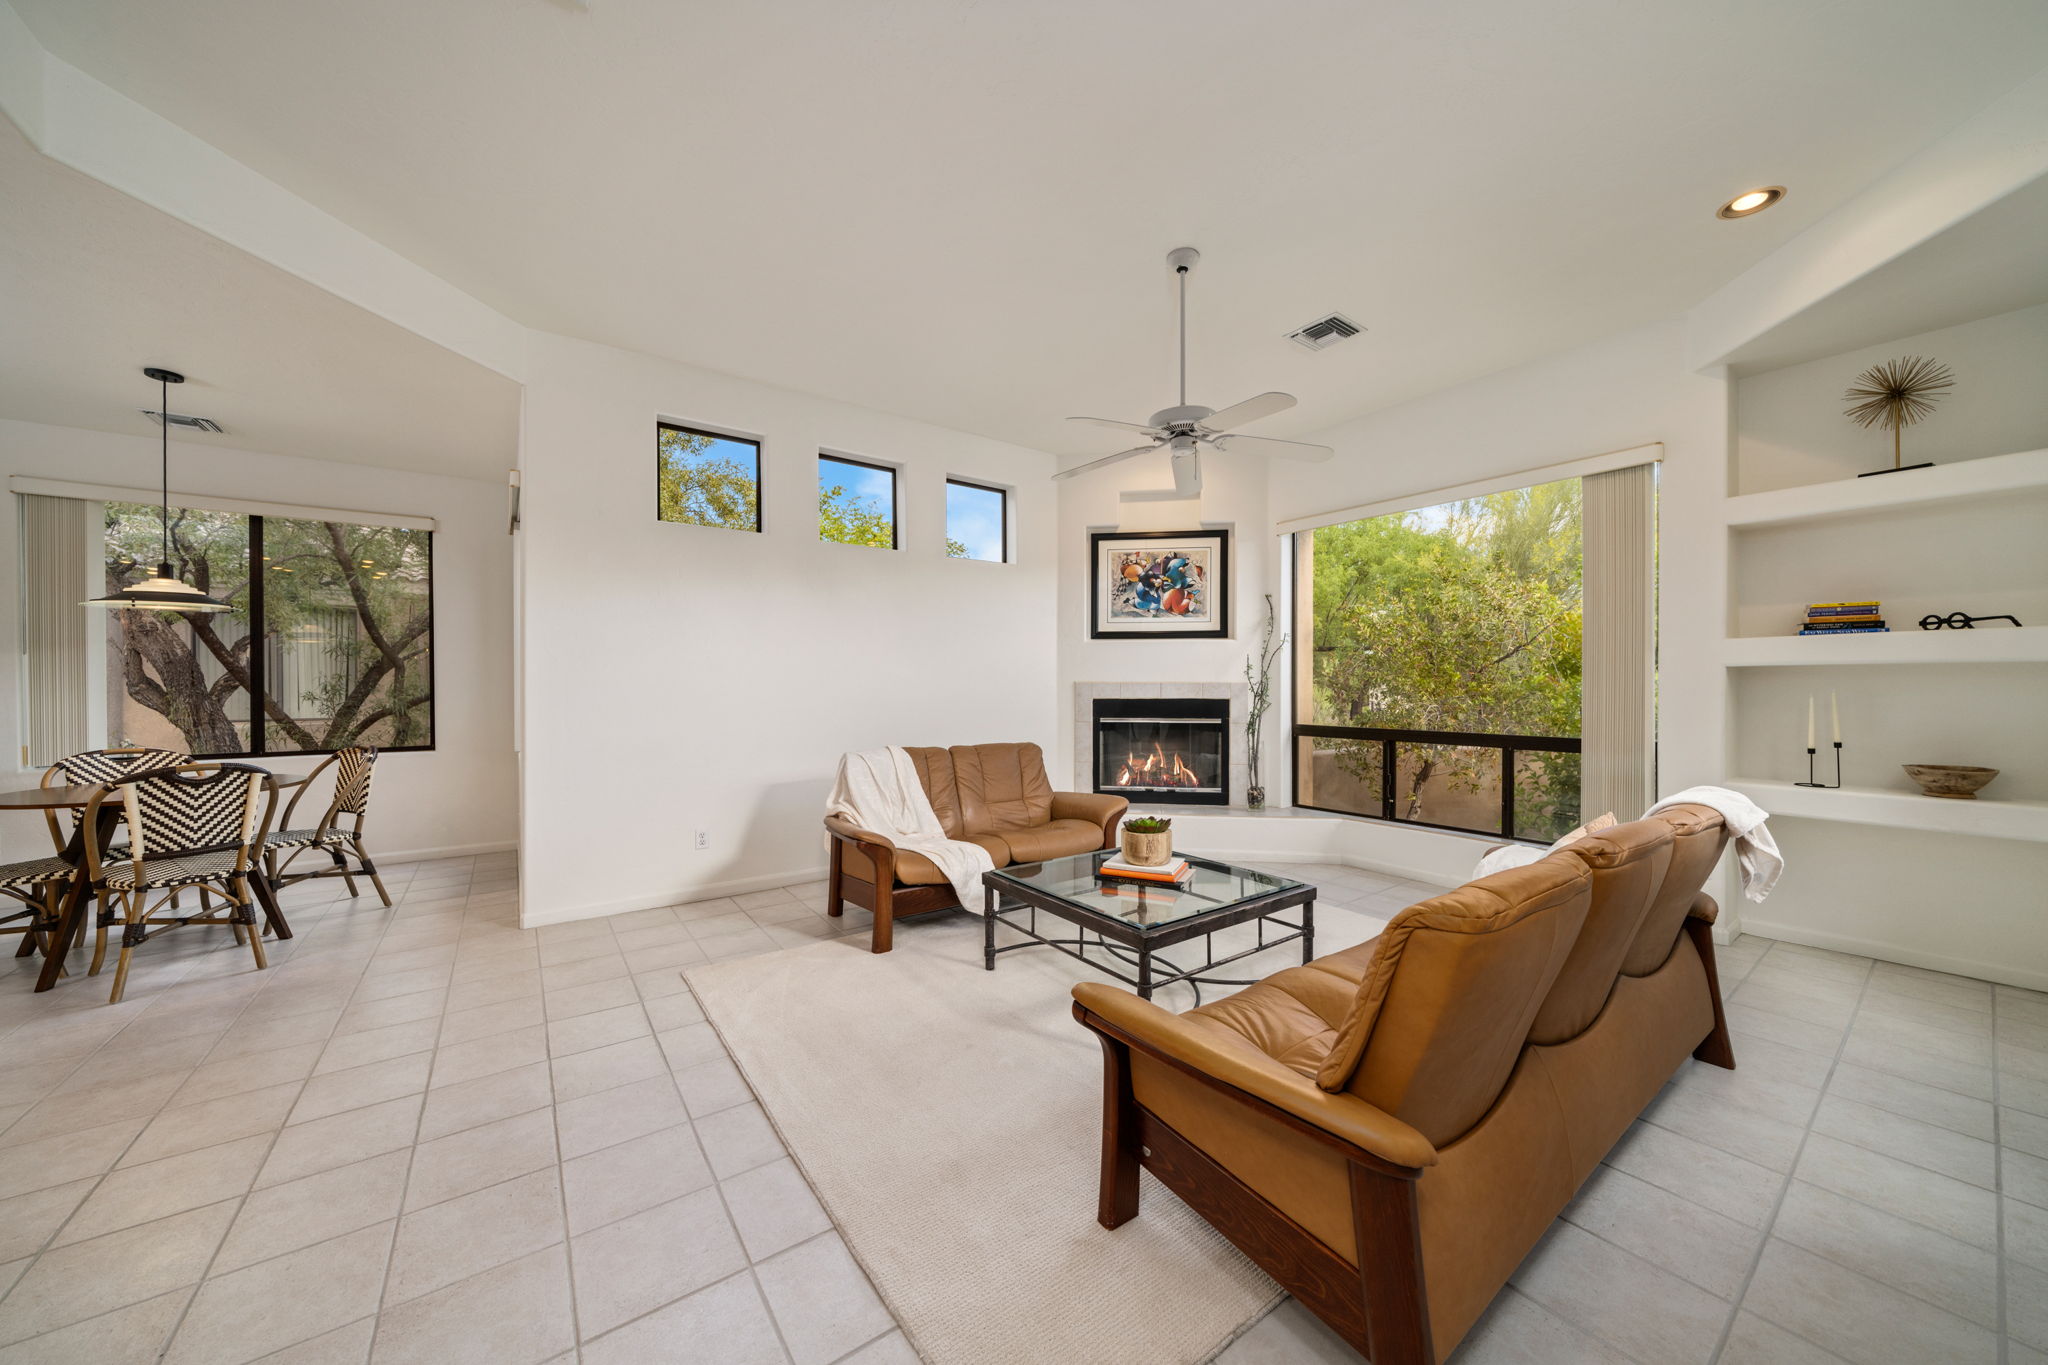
[[0, 771, 307, 992]]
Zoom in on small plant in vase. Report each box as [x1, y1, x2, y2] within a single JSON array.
[[1243, 594, 1286, 810], [1120, 816, 1173, 867]]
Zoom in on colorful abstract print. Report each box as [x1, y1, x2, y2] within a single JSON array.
[[1109, 548, 1210, 621]]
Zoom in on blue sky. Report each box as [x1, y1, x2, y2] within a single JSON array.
[[820, 456, 895, 522], [946, 481, 1004, 561]]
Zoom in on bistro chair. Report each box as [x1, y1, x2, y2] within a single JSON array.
[[1, 854, 74, 967], [263, 747, 391, 907], [83, 762, 270, 1003], [38, 747, 190, 969]]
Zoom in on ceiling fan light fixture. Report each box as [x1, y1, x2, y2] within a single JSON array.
[[1717, 186, 1785, 218]]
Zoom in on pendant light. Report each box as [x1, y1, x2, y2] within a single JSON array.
[[85, 367, 235, 613]]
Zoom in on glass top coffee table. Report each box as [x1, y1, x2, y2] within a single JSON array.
[[982, 851, 1313, 1001]]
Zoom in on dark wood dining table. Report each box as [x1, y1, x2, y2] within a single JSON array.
[[0, 772, 307, 992]]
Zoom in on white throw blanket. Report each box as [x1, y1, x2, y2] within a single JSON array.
[[826, 747, 995, 916], [1472, 784, 1782, 902], [1647, 784, 1781, 903]]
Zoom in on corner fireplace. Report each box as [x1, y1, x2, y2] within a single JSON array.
[[1092, 697, 1231, 807]]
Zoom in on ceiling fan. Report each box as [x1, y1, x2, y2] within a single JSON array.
[[1054, 247, 1334, 497]]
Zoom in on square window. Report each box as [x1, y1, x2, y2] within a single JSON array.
[[658, 422, 760, 531], [818, 454, 898, 549], [946, 479, 1007, 562]]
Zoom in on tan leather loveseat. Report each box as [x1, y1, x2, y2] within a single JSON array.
[[826, 743, 1128, 953], [1072, 805, 1734, 1364]]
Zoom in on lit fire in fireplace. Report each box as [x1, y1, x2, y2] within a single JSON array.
[[1113, 741, 1203, 789]]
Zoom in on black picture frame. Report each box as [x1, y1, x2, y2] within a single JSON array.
[[1088, 528, 1230, 640]]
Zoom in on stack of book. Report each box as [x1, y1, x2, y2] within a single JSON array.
[[1098, 851, 1190, 884], [1799, 601, 1887, 635]]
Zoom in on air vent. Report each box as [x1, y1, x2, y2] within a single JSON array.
[[141, 409, 226, 434], [1287, 313, 1363, 351]]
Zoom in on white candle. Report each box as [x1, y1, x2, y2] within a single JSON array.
[[1830, 691, 1841, 745], [1806, 695, 1815, 750]]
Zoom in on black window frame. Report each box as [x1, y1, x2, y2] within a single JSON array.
[[945, 476, 1009, 563], [656, 420, 763, 534], [116, 510, 436, 761], [817, 451, 901, 550]]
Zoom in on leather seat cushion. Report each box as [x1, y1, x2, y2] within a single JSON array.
[[1189, 941, 1379, 1079], [997, 819, 1104, 864], [892, 834, 1010, 886], [951, 744, 1054, 833]]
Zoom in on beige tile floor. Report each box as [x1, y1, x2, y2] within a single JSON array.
[[0, 854, 2040, 1365]]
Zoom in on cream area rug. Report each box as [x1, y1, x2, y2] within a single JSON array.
[[685, 914, 1282, 1365]]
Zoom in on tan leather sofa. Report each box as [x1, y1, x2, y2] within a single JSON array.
[[826, 743, 1128, 953], [1071, 805, 1734, 1364]]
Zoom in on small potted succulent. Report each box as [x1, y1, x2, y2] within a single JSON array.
[[1121, 815, 1173, 867]]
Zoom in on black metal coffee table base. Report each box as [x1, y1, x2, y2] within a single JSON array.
[[982, 882, 1315, 1002]]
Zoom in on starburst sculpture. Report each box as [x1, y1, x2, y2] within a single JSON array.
[[1843, 355, 1954, 472]]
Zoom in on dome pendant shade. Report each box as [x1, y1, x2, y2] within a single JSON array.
[[86, 367, 236, 614], [88, 562, 236, 613]]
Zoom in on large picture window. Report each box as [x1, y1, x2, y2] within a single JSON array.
[[658, 422, 761, 532], [1293, 478, 1583, 841], [18, 493, 434, 763]]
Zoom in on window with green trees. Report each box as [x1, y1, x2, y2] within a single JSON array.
[[20, 495, 434, 760], [818, 454, 898, 549], [658, 422, 761, 531], [1296, 478, 1582, 840]]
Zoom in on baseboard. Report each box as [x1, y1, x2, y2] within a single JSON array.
[[1737, 917, 2048, 993], [378, 840, 517, 866], [520, 863, 830, 929]]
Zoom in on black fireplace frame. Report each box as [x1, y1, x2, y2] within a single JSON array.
[[1091, 697, 1232, 807]]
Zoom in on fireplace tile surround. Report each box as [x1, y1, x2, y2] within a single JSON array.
[[1072, 682, 1251, 809]]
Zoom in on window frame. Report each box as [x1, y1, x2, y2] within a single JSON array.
[[656, 420, 764, 534], [816, 451, 901, 551], [944, 476, 1009, 564], [105, 509, 436, 761]]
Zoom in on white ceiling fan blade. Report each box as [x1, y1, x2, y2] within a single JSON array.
[[1200, 391, 1296, 432], [1213, 433, 1334, 463], [1067, 416, 1161, 436], [1050, 444, 1161, 481]]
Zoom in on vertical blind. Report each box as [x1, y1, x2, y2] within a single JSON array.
[[20, 493, 91, 765], [1580, 463, 1656, 822]]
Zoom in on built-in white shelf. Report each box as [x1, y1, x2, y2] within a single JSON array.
[[1730, 779, 2048, 842], [1723, 447, 2048, 528], [1723, 627, 2048, 667]]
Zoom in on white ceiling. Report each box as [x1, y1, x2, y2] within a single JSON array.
[[12, 0, 2048, 459], [0, 116, 520, 480], [1723, 171, 2048, 375]]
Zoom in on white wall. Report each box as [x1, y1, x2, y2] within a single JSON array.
[[1053, 451, 1276, 795], [1734, 301, 2048, 493], [0, 416, 517, 864], [516, 333, 1059, 926]]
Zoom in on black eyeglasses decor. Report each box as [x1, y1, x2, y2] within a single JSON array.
[[1917, 612, 2024, 631]]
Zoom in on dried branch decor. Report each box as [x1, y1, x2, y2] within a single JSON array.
[[1842, 355, 1954, 472], [1244, 594, 1286, 810]]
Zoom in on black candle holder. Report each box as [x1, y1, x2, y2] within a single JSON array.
[[1795, 742, 1843, 789]]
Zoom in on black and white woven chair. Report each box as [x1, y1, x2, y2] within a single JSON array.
[[0, 854, 74, 967], [83, 762, 270, 1003], [263, 747, 391, 907], [33, 747, 192, 967]]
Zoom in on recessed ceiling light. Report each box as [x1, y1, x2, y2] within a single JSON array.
[[1717, 186, 1785, 219]]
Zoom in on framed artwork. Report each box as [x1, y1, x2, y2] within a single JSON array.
[[1089, 529, 1229, 640]]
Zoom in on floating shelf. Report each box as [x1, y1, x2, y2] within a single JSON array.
[[1723, 447, 2048, 528], [1730, 779, 2048, 843], [1723, 627, 2048, 667]]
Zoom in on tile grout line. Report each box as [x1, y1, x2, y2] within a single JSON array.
[[155, 872, 431, 1362], [1704, 942, 1876, 1365], [1991, 986, 2006, 1364]]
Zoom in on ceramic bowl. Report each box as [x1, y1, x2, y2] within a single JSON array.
[[1901, 764, 1999, 800]]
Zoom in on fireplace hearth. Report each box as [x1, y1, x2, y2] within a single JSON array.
[[1092, 697, 1230, 807]]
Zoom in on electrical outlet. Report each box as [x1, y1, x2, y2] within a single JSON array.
[[694, 830, 710, 851]]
